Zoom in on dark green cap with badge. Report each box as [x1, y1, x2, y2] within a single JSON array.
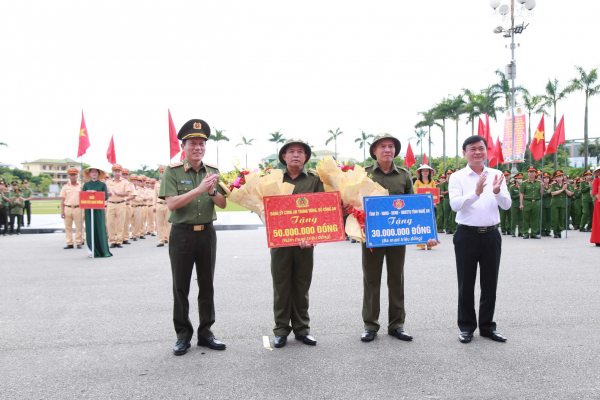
[[178, 119, 211, 141], [279, 138, 312, 166], [369, 133, 401, 160]]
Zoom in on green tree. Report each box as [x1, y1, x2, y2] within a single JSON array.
[[477, 87, 502, 121], [489, 69, 529, 111], [355, 130, 374, 165], [541, 78, 570, 170], [433, 98, 453, 172], [462, 89, 483, 136], [569, 66, 600, 169], [210, 128, 229, 168], [268, 130, 286, 168], [236, 136, 255, 169], [522, 93, 549, 164], [579, 138, 600, 165], [415, 108, 440, 160], [325, 128, 343, 161], [0, 142, 7, 147], [408, 129, 428, 162], [446, 94, 466, 168]]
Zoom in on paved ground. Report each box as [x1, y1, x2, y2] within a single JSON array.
[[1, 229, 599, 399]]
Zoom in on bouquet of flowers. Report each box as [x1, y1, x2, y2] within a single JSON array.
[[314, 156, 388, 242], [219, 166, 294, 224]]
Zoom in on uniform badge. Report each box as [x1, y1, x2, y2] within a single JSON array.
[[184, 164, 190, 172], [180, 180, 192, 184], [193, 122, 201, 130]]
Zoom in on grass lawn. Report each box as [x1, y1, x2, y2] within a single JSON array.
[[31, 200, 248, 214]]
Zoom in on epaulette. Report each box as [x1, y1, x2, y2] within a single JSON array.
[[399, 166, 411, 174], [168, 162, 183, 168], [308, 169, 319, 176], [365, 164, 374, 170], [204, 162, 219, 170]]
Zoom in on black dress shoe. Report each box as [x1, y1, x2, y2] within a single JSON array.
[[554, 234, 559, 238], [523, 235, 529, 239], [76, 245, 82, 249], [122, 240, 131, 244], [351, 239, 357, 243], [459, 332, 473, 343], [518, 233, 523, 237], [157, 243, 165, 247], [151, 233, 156, 236], [596, 243, 600, 247], [511, 234, 516, 237], [531, 235, 541, 239], [197, 336, 226, 350], [502, 231, 507, 235], [110, 244, 116, 248], [115, 244, 123, 248], [388, 328, 413, 341], [361, 330, 377, 342], [480, 331, 507, 342], [63, 245, 74, 249], [295, 334, 317, 345], [273, 335, 287, 348], [173, 339, 191, 356], [139, 236, 146, 239]]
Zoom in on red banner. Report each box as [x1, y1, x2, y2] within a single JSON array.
[[79, 191, 106, 209], [416, 187, 440, 204], [264, 192, 345, 248]]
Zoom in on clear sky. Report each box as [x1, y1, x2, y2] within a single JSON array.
[[1, 0, 598, 172]]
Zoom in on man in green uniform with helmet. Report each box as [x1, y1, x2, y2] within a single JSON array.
[[271, 139, 324, 349], [159, 118, 228, 356], [550, 170, 572, 238], [541, 173, 552, 236], [509, 173, 523, 237], [360, 133, 438, 344], [519, 166, 542, 239], [580, 171, 594, 232]]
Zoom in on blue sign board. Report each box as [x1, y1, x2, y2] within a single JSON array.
[[363, 194, 438, 248]]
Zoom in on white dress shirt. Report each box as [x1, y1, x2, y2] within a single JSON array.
[[449, 164, 511, 227]]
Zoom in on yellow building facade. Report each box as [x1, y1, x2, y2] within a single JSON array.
[[22, 158, 79, 186]]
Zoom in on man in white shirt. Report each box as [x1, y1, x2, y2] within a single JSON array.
[[449, 136, 511, 344]]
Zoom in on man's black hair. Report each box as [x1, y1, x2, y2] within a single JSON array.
[[462, 136, 487, 152]]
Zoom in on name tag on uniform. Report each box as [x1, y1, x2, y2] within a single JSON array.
[[180, 180, 192, 184]]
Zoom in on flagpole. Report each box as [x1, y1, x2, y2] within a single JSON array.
[[80, 156, 84, 246], [565, 140, 568, 238], [539, 156, 544, 236]]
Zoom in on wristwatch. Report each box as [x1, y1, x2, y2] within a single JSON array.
[[208, 188, 217, 197]]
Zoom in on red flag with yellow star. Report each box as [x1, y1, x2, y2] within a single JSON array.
[[529, 115, 546, 161], [77, 111, 90, 157]]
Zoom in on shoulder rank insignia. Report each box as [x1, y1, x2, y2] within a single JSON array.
[[168, 162, 183, 168], [204, 162, 219, 170]]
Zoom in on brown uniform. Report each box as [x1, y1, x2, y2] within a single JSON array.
[[145, 185, 156, 234], [131, 184, 145, 239], [60, 182, 83, 246], [154, 180, 171, 244], [106, 178, 130, 244]]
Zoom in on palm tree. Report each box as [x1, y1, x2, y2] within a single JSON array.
[[210, 128, 229, 168], [541, 78, 570, 169], [489, 69, 529, 111], [521, 93, 549, 163], [408, 129, 428, 162], [0, 142, 7, 147], [478, 87, 502, 121], [569, 66, 600, 170], [268, 130, 286, 168], [433, 98, 453, 172], [236, 136, 255, 168], [325, 128, 343, 161], [447, 94, 466, 168], [462, 89, 484, 136], [415, 108, 440, 160], [355, 130, 374, 165]]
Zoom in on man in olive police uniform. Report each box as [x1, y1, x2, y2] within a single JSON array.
[[360, 133, 437, 343], [271, 139, 324, 348], [519, 165, 542, 239], [158, 119, 228, 356]]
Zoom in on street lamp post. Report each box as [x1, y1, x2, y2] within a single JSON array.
[[490, 0, 536, 175]]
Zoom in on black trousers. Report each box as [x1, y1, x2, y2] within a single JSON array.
[[169, 224, 217, 341], [0, 207, 7, 234], [9, 214, 20, 233], [22, 201, 31, 225], [453, 225, 502, 334]]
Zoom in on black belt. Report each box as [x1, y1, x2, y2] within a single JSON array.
[[172, 222, 213, 232], [523, 199, 539, 202], [108, 201, 125, 204], [65, 205, 79, 208], [457, 224, 498, 233]]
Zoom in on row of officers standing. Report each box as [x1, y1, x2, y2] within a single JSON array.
[[58, 165, 172, 256], [0, 179, 33, 235], [434, 166, 595, 239]]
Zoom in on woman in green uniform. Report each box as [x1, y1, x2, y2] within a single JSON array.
[[82, 167, 112, 258], [541, 173, 552, 236], [572, 177, 582, 231], [550, 170, 572, 238]]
